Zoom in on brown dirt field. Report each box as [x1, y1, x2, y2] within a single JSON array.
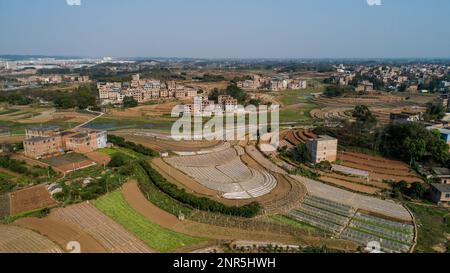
[[85, 152, 111, 165], [8, 185, 56, 215], [122, 181, 180, 229], [57, 160, 96, 173], [15, 217, 107, 253], [337, 151, 422, 183], [0, 224, 63, 253], [109, 101, 179, 118], [18, 111, 94, 124], [323, 172, 390, 190], [172, 220, 358, 251], [11, 154, 49, 168], [0, 135, 24, 144], [117, 134, 221, 152], [318, 176, 380, 195]]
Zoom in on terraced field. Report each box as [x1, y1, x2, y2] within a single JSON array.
[[0, 225, 63, 253], [94, 191, 204, 252], [287, 196, 415, 253], [337, 151, 422, 184], [51, 202, 153, 253], [165, 147, 278, 200]]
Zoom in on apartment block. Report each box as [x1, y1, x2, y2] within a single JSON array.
[[306, 135, 338, 163]]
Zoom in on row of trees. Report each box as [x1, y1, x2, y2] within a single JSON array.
[[138, 160, 261, 218], [108, 135, 158, 157]]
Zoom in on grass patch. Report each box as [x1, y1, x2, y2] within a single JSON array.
[[270, 214, 319, 234], [408, 203, 450, 253], [98, 147, 143, 159], [0, 108, 19, 116], [94, 190, 204, 252]]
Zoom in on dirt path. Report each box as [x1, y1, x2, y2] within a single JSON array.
[[122, 181, 180, 229], [15, 217, 107, 253]]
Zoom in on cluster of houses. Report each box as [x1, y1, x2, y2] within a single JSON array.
[[98, 74, 198, 105], [23, 126, 107, 159], [15, 74, 90, 85], [237, 74, 307, 91], [333, 63, 450, 93], [421, 167, 450, 206], [181, 95, 239, 116]]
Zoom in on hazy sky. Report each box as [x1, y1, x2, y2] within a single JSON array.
[[1, 0, 449, 58]]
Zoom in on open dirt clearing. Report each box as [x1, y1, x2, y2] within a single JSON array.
[[15, 217, 107, 253], [122, 181, 180, 229], [8, 185, 56, 215]]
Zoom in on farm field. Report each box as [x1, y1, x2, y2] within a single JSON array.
[[164, 146, 278, 200], [41, 153, 96, 174], [407, 203, 450, 253], [94, 190, 205, 252], [15, 216, 107, 253], [337, 151, 422, 184], [287, 196, 415, 253], [293, 175, 413, 221], [51, 202, 153, 253], [8, 185, 56, 215], [115, 132, 222, 152], [0, 225, 62, 253]]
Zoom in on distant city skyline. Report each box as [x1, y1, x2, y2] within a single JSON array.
[[1, 0, 449, 58]]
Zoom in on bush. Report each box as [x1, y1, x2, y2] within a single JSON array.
[[138, 161, 261, 218], [108, 135, 158, 157], [108, 153, 130, 168]]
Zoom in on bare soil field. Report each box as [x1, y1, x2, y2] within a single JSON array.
[[319, 175, 380, 195], [8, 185, 56, 215], [0, 225, 63, 253], [337, 151, 421, 183], [85, 151, 111, 165], [310, 106, 426, 125], [109, 101, 179, 118], [312, 93, 406, 107], [42, 153, 96, 174], [120, 172, 354, 252], [51, 202, 153, 253], [15, 217, 107, 253], [122, 181, 180, 229], [294, 175, 413, 222], [0, 135, 24, 144], [116, 133, 222, 152]]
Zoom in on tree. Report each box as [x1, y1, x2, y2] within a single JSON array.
[[408, 182, 427, 200], [123, 96, 138, 108], [289, 144, 311, 163], [381, 123, 449, 164], [208, 88, 221, 103], [424, 102, 445, 121], [404, 137, 427, 164], [352, 105, 378, 124]]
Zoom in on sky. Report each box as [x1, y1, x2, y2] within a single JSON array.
[[0, 0, 449, 59]]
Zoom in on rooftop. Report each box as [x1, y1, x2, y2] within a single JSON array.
[[431, 183, 450, 193], [24, 136, 55, 143], [433, 168, 450, 176], [27, 125, 60, 132]]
